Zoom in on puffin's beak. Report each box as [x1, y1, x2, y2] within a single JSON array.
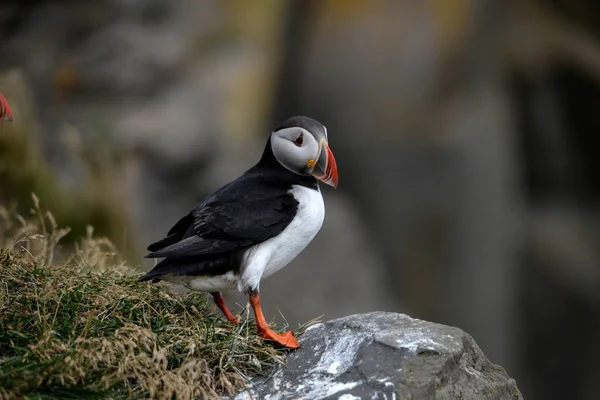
[[0, 94, 13, 122], [312, 141, 338, 188]]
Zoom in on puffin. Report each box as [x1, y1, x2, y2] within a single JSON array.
[[139, 116, 338, 349]]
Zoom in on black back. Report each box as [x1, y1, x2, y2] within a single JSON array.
[[138, 136, 318, 281]]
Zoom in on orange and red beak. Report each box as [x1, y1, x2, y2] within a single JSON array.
[[311, 140, 338, 188], [0, 94, 13, 122]]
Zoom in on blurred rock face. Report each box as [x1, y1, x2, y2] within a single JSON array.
[[1, 0, 281, 239], [281, 0, 521, 371]]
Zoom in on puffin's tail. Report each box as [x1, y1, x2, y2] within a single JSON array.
[[137, 274, 162, 283], [138, 258, 170, 282]]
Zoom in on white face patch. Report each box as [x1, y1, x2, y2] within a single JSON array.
[[271, 128, 320, 175]]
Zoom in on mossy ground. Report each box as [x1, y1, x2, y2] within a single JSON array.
[[0, 197, 298, 399]]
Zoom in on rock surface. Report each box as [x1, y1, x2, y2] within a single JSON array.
[[233, 312, 523, 400]]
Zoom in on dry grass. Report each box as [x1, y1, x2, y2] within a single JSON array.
[[0, 196, 288, 399]]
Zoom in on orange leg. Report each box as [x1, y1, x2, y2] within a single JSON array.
[[211, 292, 239, 324], [249, 292, 299, 349]]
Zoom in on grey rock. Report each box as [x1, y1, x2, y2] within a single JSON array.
[[234, 312, 522, 400]]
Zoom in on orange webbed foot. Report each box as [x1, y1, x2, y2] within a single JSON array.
[[248, 291, 300, 349], [259, 329, 300, 349], [211, 292, 240, 324]]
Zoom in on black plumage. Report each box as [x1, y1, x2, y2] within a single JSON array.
[[274, 116, 327, 137], [138, 137, 318, 282]]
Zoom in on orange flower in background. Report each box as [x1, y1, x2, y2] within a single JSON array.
[[0, 93, 13, 122]]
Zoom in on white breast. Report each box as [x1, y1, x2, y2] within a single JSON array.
[[239, 185, 325, 292]]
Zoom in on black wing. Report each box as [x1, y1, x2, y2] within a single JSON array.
[[145, 173, 299, 260], [146, 212, 194, 252]]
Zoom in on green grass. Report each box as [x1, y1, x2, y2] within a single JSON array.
[[0, 197, 291, 399]]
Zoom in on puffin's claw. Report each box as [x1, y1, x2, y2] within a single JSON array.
[[211, 292, 240, 324], [259, 329, 300, 349], [249, 292, 300, 349]]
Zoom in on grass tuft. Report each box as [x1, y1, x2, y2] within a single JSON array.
[[0, 196, 288, 399]]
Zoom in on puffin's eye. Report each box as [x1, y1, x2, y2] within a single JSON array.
[[294, 134, 304, 146]]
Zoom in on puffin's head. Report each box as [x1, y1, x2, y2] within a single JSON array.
[[270, 116, 338, 188]]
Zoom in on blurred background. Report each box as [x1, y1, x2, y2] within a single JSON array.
[[1, 0, 599, 398]]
